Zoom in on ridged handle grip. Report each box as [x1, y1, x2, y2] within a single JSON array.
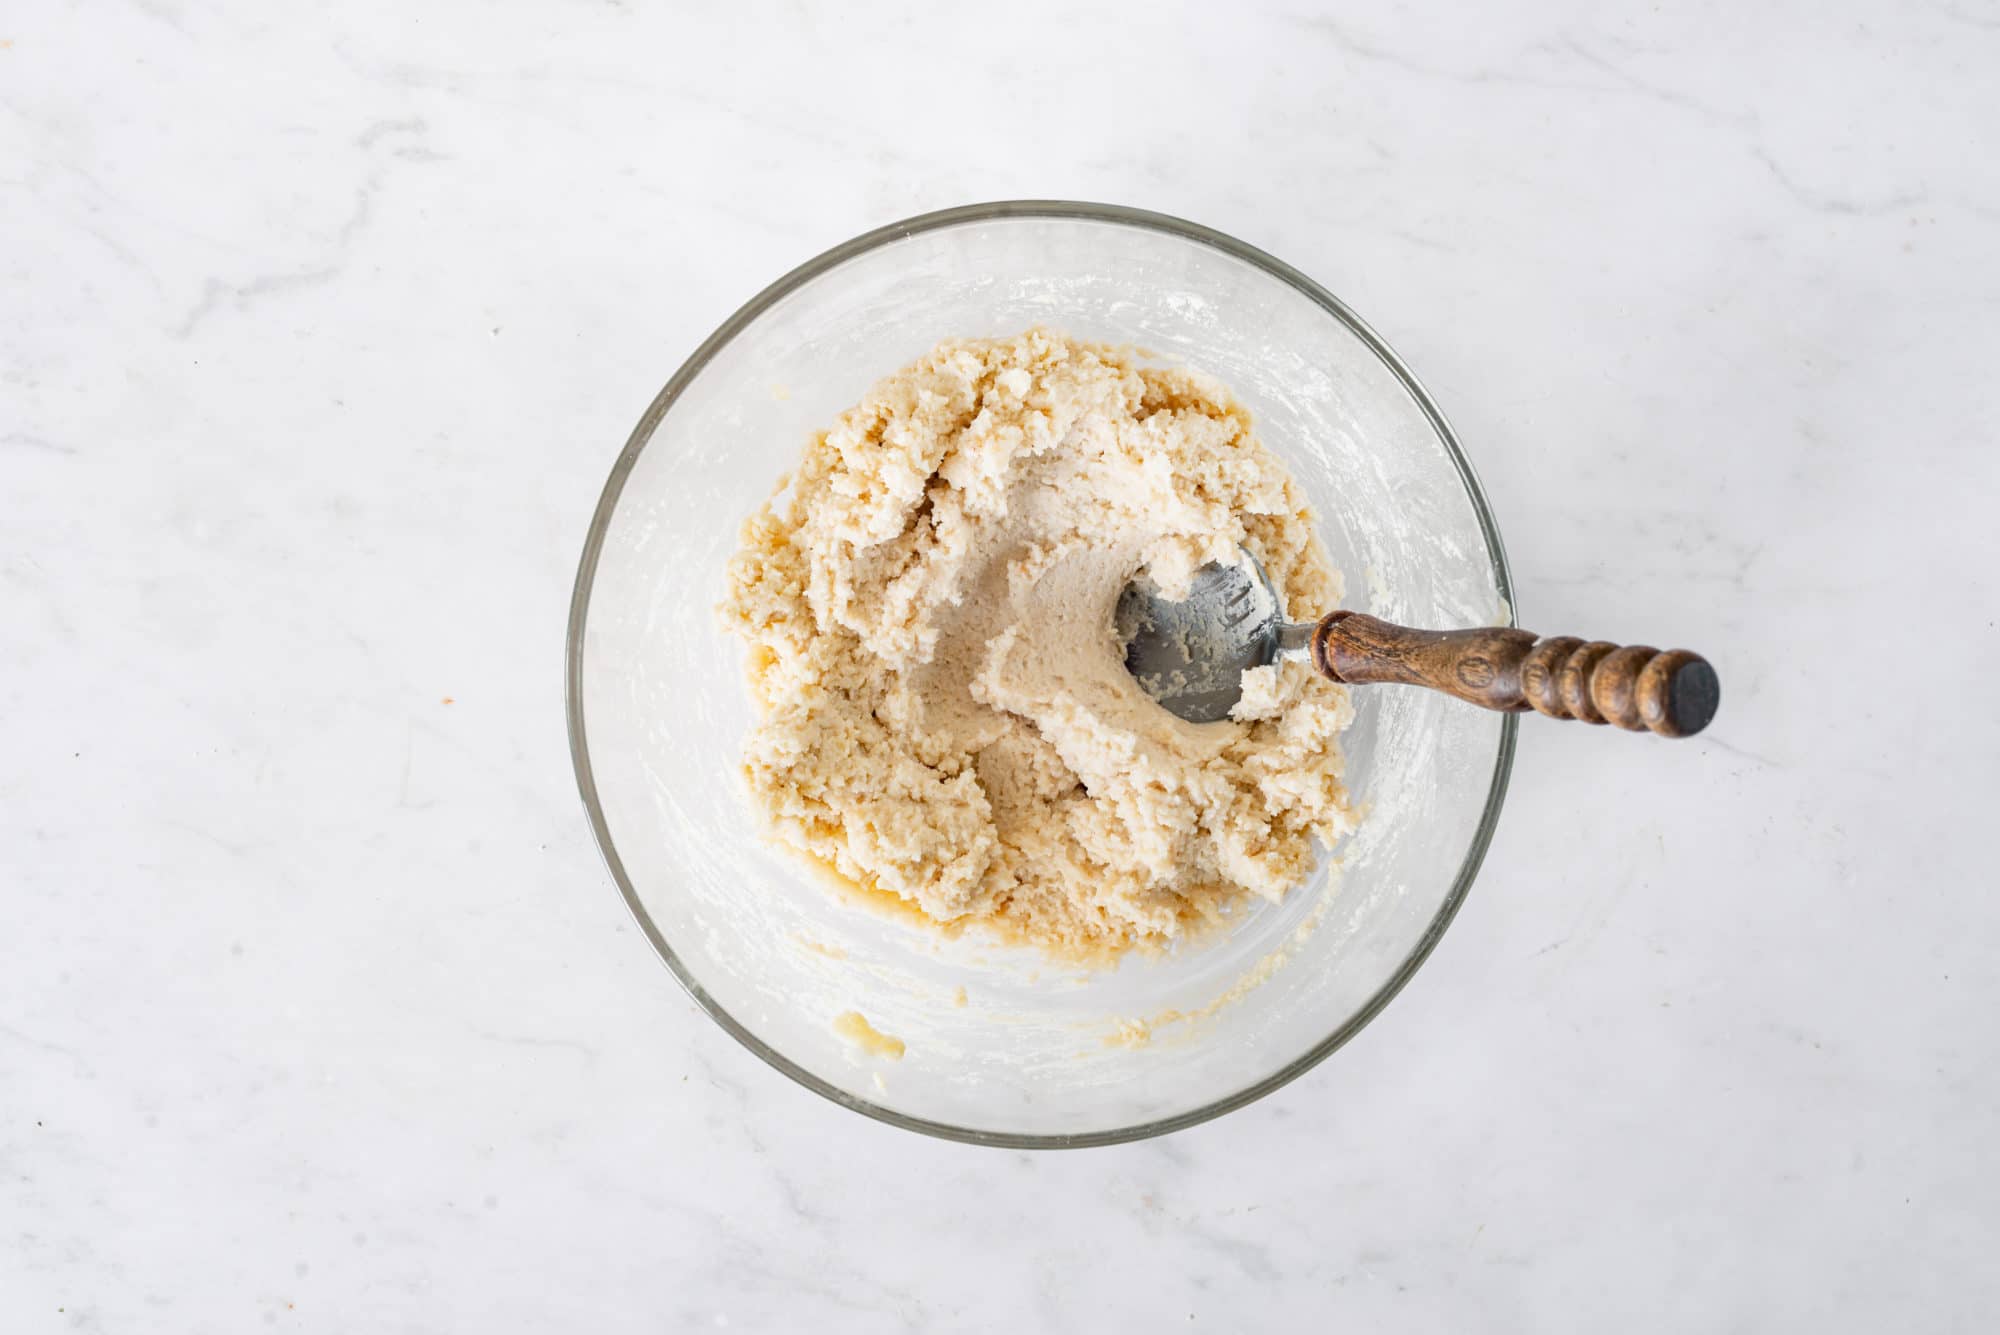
[[1311, 612, 1719, 737]]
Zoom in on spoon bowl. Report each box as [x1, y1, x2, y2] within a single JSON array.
[[1115, 551, 1306, 723]]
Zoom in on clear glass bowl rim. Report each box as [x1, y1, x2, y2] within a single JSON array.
[[565, 200, 1518, 1149]]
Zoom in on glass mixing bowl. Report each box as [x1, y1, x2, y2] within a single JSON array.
[[568, 202, 1515, 1146]]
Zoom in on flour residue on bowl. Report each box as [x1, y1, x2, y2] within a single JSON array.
[[1106, 864, 1348, 1048]]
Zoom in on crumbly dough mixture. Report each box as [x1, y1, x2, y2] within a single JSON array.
[[722, 330, 1356, 956]]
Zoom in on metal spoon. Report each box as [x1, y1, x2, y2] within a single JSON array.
[[1116, 550, 1718, 736]]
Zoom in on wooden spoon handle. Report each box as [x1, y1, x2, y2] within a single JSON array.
[[1310, 611, 1719, 737]]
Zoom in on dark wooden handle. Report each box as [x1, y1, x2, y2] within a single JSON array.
[[1311, 612, 1719, 737]]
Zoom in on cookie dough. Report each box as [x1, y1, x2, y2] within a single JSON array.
[[722, 330, 1357, 956]]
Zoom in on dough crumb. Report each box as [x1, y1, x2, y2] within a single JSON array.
[[1230, 664, 1291, 721], [722, 330, 1356, 959], [832, 1011, 905, 1060], [1109, 1016, 1158, 1048]]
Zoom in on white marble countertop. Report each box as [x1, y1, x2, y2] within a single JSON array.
[[6, 2, 1998, 1329]]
